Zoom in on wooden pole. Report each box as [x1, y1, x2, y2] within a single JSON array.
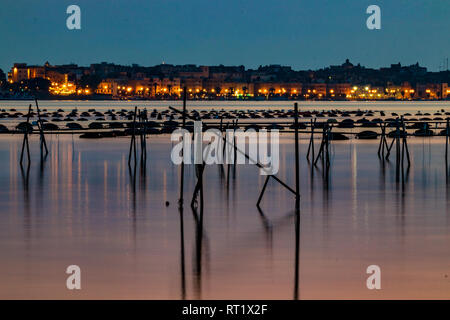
[[378, 122, 384, 156], [20, 104, 32, 166], [179, 86, 187, 204], [446, 119, 449, 162], [128, 106, 137, 166], [35, 99, 48, 155], [306, 119, 315, 161], [256, 176, 271, 207], [294, 103, 300, 210]]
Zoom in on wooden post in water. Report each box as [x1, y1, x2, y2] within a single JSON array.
[[313, 126, 327, 166], [128, 106, 138, 167], [293, 103, 301, 299], [179, 87, 187, 204], [169, 106, 296, 207], [378, 122, 388, 157], [326, 125, 331, 170], [294, 103, 300, 211], [233, 119, 238, 164], [446, 119, 449, 162], [401, 117, 411, 167], [138, 110, 147, 164], [306, 119, 315, 161], [385, 122, 397, 161], [396, 119, 401, 167], [20, 104, 32, 166], [35, 99, 48, 156], [256, 176, 271, 207]]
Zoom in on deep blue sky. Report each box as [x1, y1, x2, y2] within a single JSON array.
[[0, 0, 449, 73]]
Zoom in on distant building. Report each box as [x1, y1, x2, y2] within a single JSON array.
[[304, 83, 327, 97], [5, 60, 450, 100], [416, 83, 448, 99], [8, 62, 69, 84]]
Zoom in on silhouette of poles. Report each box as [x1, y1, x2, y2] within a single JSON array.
[[20, 104, 32, 166], [138, 110, 147, 165], [179, 87, 187, 205], [293, 207, 300, 300], [128, 106, 138, 167], [191, 161, 206, 209], [294, 102, 300, 211], [226, 119, 237, 185], [313, 124, 331, 174], [176, 87, 188, 299], [293, 103, 301, 300], [306, 118, 316, 162], [19, 100, 50, 167], [401, 117, 411, 167], [256, 104, 299, 208], [378, 122, 389, 157], [385, 118, 410, 175], [446, 119, 450, 163], [35, 99, 48, 157], [168, 105, 296, 208], [178, 192, 186, 300], [233, 119, 238, 164]]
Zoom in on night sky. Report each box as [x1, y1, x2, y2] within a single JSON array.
[[0, 0, 449, 72]]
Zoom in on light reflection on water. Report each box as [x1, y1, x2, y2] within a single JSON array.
[[1, 130, 450, 299]]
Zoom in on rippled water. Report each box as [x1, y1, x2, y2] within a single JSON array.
[[1, 101, 450, 299]]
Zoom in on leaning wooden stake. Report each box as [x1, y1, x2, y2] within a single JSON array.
[[401, 117, 411, 167], [314, 125, 328, 166], [446, 119, 449, 163], [35, 99, 48, 156]]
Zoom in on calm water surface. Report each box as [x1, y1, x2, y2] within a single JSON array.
[[1, 101, 450, 299]]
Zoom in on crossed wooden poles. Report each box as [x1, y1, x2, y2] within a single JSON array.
[[171, 102, 300, 210], [306, 119, 332, 175], [128, 106, 148, 167], [378, 117, 411, 168], [20, 99, 49, 166]]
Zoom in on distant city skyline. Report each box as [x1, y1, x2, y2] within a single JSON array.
[[2, 58, 444, 73], [0, 0, 449, 73]]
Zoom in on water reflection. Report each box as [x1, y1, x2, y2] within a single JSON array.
[[2, 134, 450, 299], [294, 211, 300, 300], [178, 202, 186, 300]]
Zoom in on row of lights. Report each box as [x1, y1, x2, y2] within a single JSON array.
[[101, 84, 450, 97]]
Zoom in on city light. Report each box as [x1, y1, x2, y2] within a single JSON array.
[[4, 61, 447, 101]]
